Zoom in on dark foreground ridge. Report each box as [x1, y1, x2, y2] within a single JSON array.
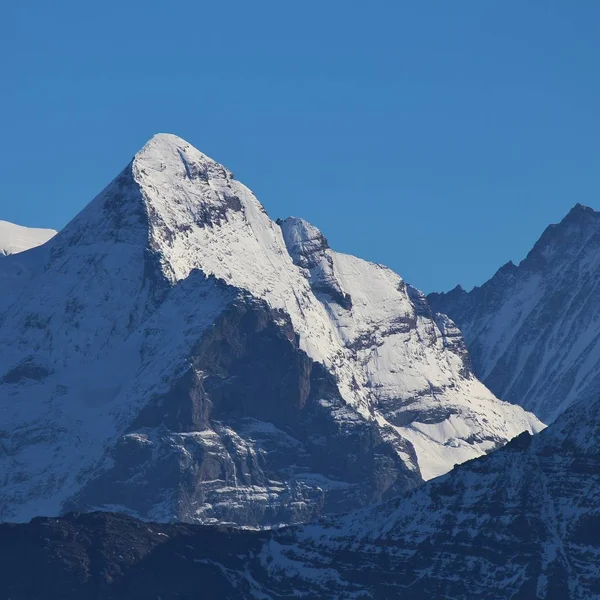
[[0, 511, 267, 600], [3, 392, 600, 600]]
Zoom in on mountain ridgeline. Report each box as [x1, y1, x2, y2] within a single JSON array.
[[429, 203, 600, 424]]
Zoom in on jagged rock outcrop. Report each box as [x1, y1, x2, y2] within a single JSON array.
[[0, 134, 541, 526], [429, 203, 600, 423], [64, 292, 417, 525]]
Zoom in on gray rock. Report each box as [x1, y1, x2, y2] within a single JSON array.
[[429, 203, 600, 423]]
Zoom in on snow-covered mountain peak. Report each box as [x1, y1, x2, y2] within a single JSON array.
[[54, 133, 244, 259], [278, 215, 351, 309], [126, 133, 287, 287], [0, 220, 56, 256], [52, 133, 271, 285], [133, 133, 234, 184], [278, 216, 330, 260], [278, 216, 334, 277], [523, 202, 600, 266], [564, 201, 596, 219], [429, 203, 600, 423], [0, 134, 543, 525]]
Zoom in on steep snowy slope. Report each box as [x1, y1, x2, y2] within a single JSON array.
[[0, 134, 540, 526], [0, 220, 56, 255], [279, 216, 543, 479], [6, 396, 600, 598], [429, 203, 600, 423]]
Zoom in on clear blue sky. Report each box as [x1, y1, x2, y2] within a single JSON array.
[[1, 1, 599, 293]]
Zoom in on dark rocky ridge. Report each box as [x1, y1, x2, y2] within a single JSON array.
[[429, 203, 600, 422], [4, 393, 600, 599], [0, 512, 265, 600]]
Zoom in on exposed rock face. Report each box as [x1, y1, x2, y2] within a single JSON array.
[[5, 396, 600, 599], [0, 134, 540, 526], [65, 294, 416, 526], [429, 203, 600, 423]]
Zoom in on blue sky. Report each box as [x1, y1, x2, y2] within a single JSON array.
[[1, 1, 599, 293]]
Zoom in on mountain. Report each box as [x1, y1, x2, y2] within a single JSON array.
[[0, 220, 56, 255], [4, 394, 599, 599], [0, 133, 541, 527], [429, 203, 600, 423]]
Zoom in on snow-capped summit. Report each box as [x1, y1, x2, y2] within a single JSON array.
[[0, 134, 542, 526], [279, 216, 351, 308], [278, 216, 330, 260], [430, 203, 600, 423], [0, 220, 56, 256]]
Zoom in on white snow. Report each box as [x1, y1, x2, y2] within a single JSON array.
[[0, 220, 56, 256]]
